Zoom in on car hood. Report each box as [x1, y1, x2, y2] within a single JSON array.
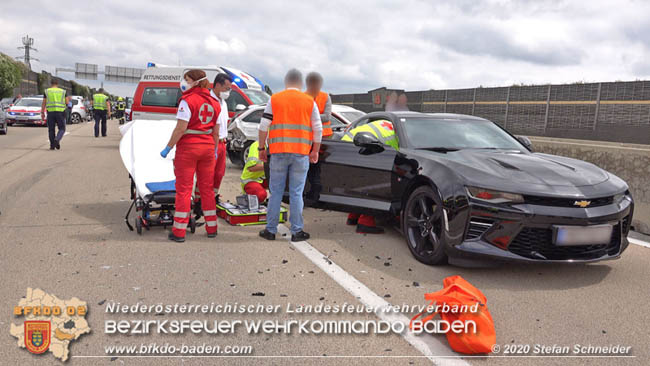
[[8, 106, 41, 113], [426, 149, 615, 192]]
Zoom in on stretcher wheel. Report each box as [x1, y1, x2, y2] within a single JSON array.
[[189, 217, 196, 234], [135, 217, 143, 235]]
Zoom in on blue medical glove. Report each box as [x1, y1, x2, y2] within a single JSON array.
[[215, 147, 219, 160], [160, 146, 172, 158]]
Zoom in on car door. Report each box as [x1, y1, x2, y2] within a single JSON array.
[[317, 115, 398, 213]]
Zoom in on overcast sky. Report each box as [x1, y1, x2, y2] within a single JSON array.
[[1, 0, 649, 97]]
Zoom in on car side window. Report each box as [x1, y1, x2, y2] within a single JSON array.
[[142, 87, 183, 107], [242, 110, 263, 123], [329, 114, 345, 128], [226, 91, 248, 112]]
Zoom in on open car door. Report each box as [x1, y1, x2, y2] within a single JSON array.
[[314, 115, 398, 215]]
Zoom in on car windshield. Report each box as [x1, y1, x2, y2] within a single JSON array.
[[242, 89, 270, 105], [14, 99, 42, 107], [403, 117, 525, 150], [339, 111, 364, 122]]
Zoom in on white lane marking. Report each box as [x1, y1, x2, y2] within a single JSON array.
[[629, 237, 650, 249], [278, 225, 469, 366]]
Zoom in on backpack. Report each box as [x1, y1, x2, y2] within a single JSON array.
[[409, 275, 496, 354]]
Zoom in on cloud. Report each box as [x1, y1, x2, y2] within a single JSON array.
[[0, 0, 648, 97]]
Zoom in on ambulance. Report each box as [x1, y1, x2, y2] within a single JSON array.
[[130, 64, 271, 121]]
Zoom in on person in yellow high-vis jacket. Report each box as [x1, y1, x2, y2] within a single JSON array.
[[240, 141, 268, 202], [92, 89, 112, 137], [341, 119, 399, 234], [40, 79, 70, 150]]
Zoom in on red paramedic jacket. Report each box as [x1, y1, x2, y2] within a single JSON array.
[[177, 87, 221, 148]]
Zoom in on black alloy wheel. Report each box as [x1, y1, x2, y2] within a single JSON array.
[[402, 186, 447, 265]]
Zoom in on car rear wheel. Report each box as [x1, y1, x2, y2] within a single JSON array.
[[402, 186, 447, 265], [71, 113, 81, 124]]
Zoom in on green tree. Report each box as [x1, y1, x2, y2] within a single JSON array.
[[0, 53, 23, 98]]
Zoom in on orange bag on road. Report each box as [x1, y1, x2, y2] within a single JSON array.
[[409, 275, 496, 354]]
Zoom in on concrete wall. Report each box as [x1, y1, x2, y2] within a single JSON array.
[[530, 137, 650, 234]]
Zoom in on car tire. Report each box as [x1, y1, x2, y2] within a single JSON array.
[[402, 185, 447, 265], [71, 113, 81, 124]]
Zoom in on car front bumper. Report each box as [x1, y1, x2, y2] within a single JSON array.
[[6, 114, 46, 125], [447, 195, 634, 263]]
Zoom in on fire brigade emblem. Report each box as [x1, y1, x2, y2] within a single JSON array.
[[198, 103, 215, 124], [25, 321, 51, 354]]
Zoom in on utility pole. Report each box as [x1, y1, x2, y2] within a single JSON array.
[[16, 35, 39, 70]]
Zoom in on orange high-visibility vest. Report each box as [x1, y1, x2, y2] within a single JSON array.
[[314, 91, 332, 137], [268, 89, 314, 155]]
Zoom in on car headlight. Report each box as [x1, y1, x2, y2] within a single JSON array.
[[8, 111, 16, 115], [466, 186, 524, 204], [613, 191, 629, 202]]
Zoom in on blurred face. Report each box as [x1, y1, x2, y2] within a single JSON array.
[[398, 94, 408, 106], [213, 80, 232, 93], [306, 79, 322, 94]]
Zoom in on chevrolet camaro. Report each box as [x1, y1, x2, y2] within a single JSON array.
[[309, 111, 633, 266]]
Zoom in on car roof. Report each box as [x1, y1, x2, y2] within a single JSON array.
[[369, 111, 487, 121], [332, 104, 363, 113]]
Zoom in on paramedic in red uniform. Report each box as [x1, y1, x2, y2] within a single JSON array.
[[210, 73, 232, 202], [160, 70, 220, 243]]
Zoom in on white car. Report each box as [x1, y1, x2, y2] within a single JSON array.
[[226, 103, 365, 166], [69, 96, 88, 124], [5, 97, 46, 126]]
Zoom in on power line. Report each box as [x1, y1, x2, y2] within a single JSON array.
[[16, 34, 39, 70]]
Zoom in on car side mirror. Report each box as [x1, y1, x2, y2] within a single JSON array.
[[353, 132, 384, 154], [235, 104, 246, 112], [516, 135, 533, 151]]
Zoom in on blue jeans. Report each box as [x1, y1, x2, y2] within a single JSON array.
[[266, 153, 310, 234]]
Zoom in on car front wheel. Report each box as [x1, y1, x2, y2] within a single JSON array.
[[71, 113, 81, 124], [402, 185, 447, 265]]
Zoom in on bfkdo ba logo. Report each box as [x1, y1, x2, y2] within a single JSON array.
[[25, 321, 51, 354]]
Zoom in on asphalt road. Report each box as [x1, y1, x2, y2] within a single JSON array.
[[0, 120, 648, 366]]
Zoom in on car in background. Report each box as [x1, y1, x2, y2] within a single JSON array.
[[226, 104, 365, 166], [0, 107, 7, 135], [1, 97, 14, 111], [5, 97, 46, 126], [125, 97, 133, 122], [69, 96, 88, 124], [131, 65, 270, 121]]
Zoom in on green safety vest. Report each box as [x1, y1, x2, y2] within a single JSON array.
[[240, 141, 266, 189], [93, 94, 108, 110], [341, 120, 399, 150], [117, 101, 125, 111], [45, 87, 66, 112]]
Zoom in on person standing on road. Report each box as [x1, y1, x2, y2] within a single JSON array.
[[65, 98, 73, 124], [304, 72, 332, 203], [116, 97, 126, 124], [92, 89, 111, 137], [160, 69, 221, 243], [258, 69, 322, 242], [41, 79, 70, 150], [210, 73, 232, 202]]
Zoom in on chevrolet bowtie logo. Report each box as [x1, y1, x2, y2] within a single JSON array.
[[573, 200, 592, 208]]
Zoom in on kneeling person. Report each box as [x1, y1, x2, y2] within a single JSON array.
[[240, 141, 268, 202]]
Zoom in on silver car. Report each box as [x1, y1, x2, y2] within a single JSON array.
[[69, 96, 88, 124], [226, 103, 365, 166]]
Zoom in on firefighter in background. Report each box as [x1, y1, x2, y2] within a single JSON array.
[[341, 120, 399, 234], [92, 89, 111, 137], [116, 97, 126, 124], [160, 69, 220, 243], [240, 140, 268, 202], [304, 72, 332, 202]]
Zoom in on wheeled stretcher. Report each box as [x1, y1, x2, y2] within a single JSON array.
[[119, 120, 198, 234]]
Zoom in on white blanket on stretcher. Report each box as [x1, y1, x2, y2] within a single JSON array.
[[119, 119, 177, 198]]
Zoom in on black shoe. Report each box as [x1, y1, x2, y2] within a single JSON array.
[[215, 194, 221, 204], [346, 218, 358, 226], [49, 146, 55, 150], [356, 224, 385, 234], [168, 232, 185, 243], [207, 232, 217, 238], [55, 140, 60, 150], [291, 231, 310, 242], [259, 229, 276, 241]]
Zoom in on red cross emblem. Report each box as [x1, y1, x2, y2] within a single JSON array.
[[380, 121, 393, 131], [199, 103, 214, 124]]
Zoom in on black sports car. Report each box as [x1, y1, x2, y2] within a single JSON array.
[[310, 111, 633, 266]]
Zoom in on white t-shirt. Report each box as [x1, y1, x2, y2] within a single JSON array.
[[210, 90, 229, 139], [176, 100, 191, 121]]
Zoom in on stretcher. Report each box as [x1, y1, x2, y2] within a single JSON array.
[[216, 200, 287, 226], [119, 119, 198, 234]]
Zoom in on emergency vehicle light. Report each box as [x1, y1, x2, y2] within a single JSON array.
[[147, 62, 156, 68]]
